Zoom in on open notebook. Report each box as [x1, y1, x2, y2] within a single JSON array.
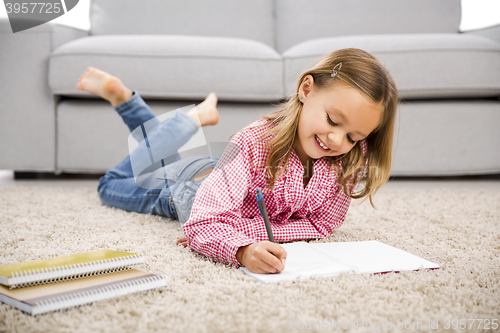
[[240, 241, 439, 283]]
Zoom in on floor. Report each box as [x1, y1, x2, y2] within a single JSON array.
[[1, 170, 499, 191]]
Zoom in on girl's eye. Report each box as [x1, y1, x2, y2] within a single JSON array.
[[326, 114, 337, 126], [347, 135, 356, 145]]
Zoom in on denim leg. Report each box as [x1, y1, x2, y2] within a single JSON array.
[[104, 91, 198, 179], [97, 91, 200, 218], [114, 90, 158, 141], [101, 91, 158, 180], [98, 175, 175, 217]]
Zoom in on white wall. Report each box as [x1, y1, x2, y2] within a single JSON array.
[[460, 0, 500, 31], [0, 0, 499, 32]]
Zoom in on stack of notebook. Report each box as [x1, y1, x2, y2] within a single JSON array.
[[0, 250, 167, 315]]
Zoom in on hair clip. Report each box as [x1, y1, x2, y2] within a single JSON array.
[[331, 62, 342, 78]]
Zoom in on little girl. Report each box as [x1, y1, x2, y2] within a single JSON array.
[[78, 48, 398, 275]]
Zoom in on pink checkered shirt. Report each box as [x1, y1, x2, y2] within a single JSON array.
[[183, 119, 367, 268]]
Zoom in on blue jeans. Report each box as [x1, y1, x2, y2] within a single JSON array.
[[97, 91, 219, 224]]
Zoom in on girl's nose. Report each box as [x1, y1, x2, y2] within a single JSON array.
[[327, 132, 342, 148]]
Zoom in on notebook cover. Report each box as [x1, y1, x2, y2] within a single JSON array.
[[0, 250, 139, 278], [0, 269, 153, 302]]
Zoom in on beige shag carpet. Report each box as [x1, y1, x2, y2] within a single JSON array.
[[0, 186, 499, 333]]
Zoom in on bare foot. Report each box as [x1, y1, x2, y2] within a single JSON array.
[[188, 92, 220, 127], [76, 67, 133, 107]]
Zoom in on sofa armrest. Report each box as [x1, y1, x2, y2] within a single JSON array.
[[462, 23, 500, 45], [0, 19, 88, 171]]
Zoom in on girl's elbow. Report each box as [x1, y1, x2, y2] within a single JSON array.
[[318, 220, 344, 238]]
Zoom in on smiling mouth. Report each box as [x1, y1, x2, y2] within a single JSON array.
[[315, 135, 331, 152]]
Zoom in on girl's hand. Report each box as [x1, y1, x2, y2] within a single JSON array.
[[236, 241, 287, 274], [176, 236, 188, 247]]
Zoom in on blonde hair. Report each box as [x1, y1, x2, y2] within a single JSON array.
[[232, 48, 399, 207]]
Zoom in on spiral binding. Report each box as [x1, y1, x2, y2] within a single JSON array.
[[9, 254, 144, 289], [32, 274, 167, 316]]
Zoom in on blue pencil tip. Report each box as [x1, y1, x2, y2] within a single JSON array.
[[256, 188, 263, 201]]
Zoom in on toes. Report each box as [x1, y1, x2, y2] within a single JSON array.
[[82, 67, 92, 77], [76, 77, 87, 90], [77, 67, 94, 83]]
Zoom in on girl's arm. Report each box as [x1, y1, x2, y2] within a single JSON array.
[[184, 167, 351, 268], [182, 131, 264, 268]]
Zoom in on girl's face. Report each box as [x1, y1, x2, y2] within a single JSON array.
[[294, 76, 382, 166]]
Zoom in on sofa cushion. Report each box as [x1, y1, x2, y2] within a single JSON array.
[[49, 35, 284, 102], [57, 99, 276, 172], [90, 0, 275, 50], [283, 33, 500, 99], [276, 0, 461, 53]]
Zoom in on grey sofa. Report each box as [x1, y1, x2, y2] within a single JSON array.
[[1, 0, 499, 176]]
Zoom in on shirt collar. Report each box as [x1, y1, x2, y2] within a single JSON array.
[[288, 149, 334, 176]]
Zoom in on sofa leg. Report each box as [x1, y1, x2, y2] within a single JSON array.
[[14, 172, 39, 179], [14, 171, 104, 180]]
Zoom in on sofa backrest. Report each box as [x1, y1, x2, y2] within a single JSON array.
[[89, 0, 275, 49], [276, 0, 461, 53], [89, 0, 462, 54]]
